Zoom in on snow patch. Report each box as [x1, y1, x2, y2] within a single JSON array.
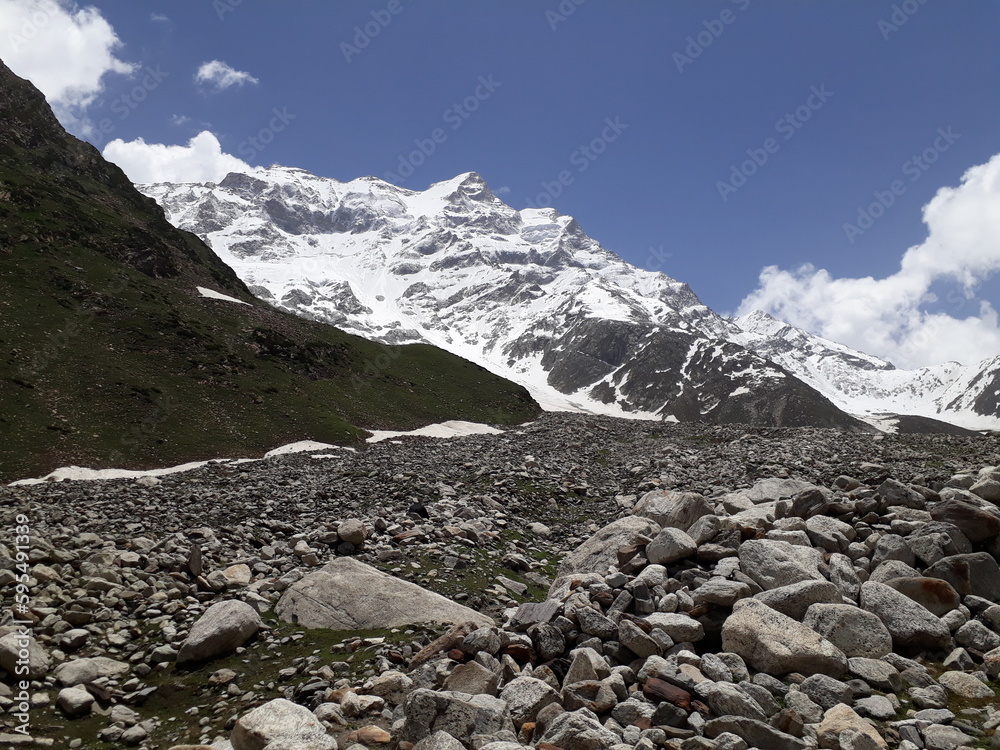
[[197, 286, 250, 305], [365, 420, 503, 443]]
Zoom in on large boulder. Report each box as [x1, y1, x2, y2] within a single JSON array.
[[925, 552, 1000, 602], [645, 527, 697, 565], [859, 582, 952, 651], [632, 490, 712, 531], [883, 577, 961, 617], [721, 598, 848, 678], [929, 499, 1000, 543], [816, 704, 887, 749], [802, 603, 892, 659], [737, 539, 825, 591], [399, 689, 514, 748], [177, 600, 262, 665], [753, 580, 842, 620], [704, 716, 806, 750], [231, 698, 336, 750], [276, 558, 493, 630], [499, 677, 559, 729]]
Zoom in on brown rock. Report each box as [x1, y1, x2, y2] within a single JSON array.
[[930, 500, 1000, 543], [349, 726, 392, 744], [642, 677, 691, 711], [884, 577, 961, 617]]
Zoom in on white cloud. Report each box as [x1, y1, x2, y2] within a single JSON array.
[[738, 152, 1000, 369], [169, 113, 192, 126], [195, 60, 258, 92], [150, 12, 169, 23], [0, 0, 135, 134], [103, 130, 253, 184], [494, 185, 511, 196]]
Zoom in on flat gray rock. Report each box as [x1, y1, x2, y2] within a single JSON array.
[[276, 558, 493, 630]]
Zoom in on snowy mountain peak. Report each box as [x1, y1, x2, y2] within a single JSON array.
[[139, 166, 1000, 432]]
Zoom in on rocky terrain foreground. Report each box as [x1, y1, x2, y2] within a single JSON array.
[[2, 413, 1000, 750]]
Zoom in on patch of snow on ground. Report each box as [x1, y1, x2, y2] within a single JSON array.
[[197, 286, 250, 305], [263, 440, 340, 458], [365, 420, 503, 443]]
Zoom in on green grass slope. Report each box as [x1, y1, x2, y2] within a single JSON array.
[[0, 60, 539, 481]]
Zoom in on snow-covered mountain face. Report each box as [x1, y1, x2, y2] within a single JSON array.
[[733, 310, 1000, 432], [139, 166, 995, 432]]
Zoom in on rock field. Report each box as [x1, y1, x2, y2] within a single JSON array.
[[3, 413, 1000, 750]]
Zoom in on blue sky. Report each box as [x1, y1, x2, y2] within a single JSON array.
[[3, 1, 1000, 367]]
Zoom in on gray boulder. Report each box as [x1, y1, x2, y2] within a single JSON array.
[[704, 716, 806, 750], [925, 552, 1000, 602], [499, 677, 560, 729], [276, 558, 492, 629], [641, 612, 705, 643], [721, 598, 847, 677], [738, 539, 824, 591], [399, 689, 514, 748], [177, 600, 262, 665], [754, 579, 842, 620], [859, 581, 952, 651], [645, 526, 697, 565], [803, 603, 892, 659], [56, 686, 94, 717], [535, 708, 621, 750], [230, 698, 336, 750], [632, 490, 712, 531]]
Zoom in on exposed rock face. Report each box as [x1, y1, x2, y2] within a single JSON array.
[[276, 558, 494, 630]]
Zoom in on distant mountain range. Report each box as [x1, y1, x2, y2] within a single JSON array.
[[0, 60, 538, 480], [138, 166, 1000, 434]]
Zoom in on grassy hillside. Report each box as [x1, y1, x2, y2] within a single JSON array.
[[0, 60, 538, 481]]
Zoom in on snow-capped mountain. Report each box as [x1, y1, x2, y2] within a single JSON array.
[[139, 166, 998, 432], [733, 310, 1000, 432]]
